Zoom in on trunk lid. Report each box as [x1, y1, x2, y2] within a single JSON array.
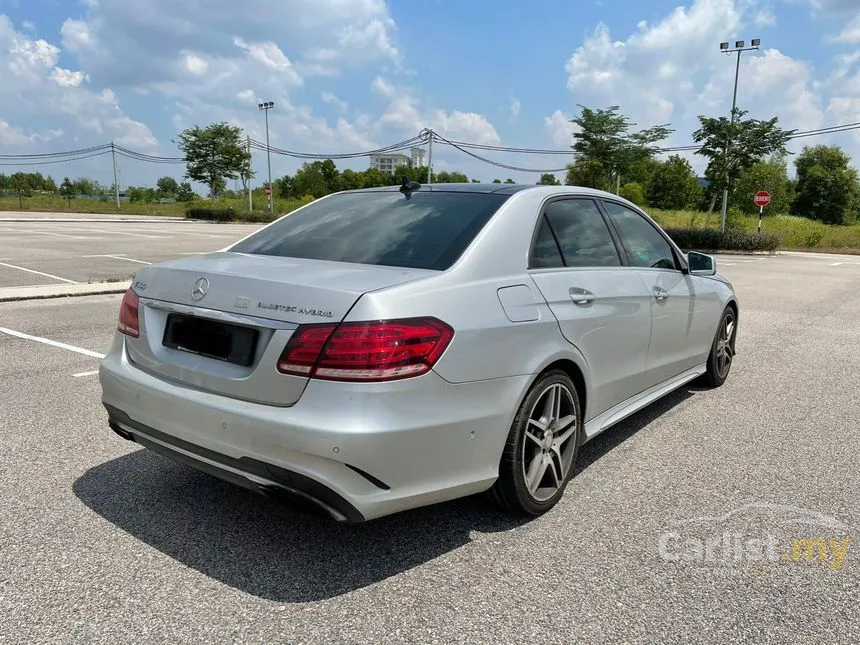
[[124, 252, 436, 406]]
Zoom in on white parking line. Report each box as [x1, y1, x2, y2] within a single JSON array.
[[81, 254, 152, 265], [0, 327, 105, 359], [0, 261, 76, 284], [73, 370, 101, 378], [20, 229, 91, 240]]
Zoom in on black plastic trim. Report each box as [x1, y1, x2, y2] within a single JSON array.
[[104, 404, 365, 523]]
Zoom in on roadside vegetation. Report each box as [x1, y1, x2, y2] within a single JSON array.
[[1, 106, 858, 253]]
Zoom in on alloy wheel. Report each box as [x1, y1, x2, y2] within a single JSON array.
[[715, 313, 735, 379], [521, 383, 578, 503]]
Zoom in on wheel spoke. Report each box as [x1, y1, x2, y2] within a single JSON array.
[[525, 427, 544, 448], [541, 385, 558, 424], [528, 416, 548, 432], [546, 454, 562, 488], [526, 454, 548, 492], [555, 416, 577, 444]]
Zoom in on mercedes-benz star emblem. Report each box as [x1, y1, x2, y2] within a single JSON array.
[[191, 277, 210, 301]]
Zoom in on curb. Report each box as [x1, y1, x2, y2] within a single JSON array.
[[0, 281, 131, 303]]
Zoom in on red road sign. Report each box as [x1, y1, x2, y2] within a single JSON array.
[[754, 191, 771, 207], [264, 186, 272, 196]]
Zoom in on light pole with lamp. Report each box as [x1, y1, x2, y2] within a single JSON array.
[[258, 101, 275, 216], [718, 38, 760, 232]]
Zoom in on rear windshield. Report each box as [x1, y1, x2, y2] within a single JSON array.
[[228, 190, 510, 270]]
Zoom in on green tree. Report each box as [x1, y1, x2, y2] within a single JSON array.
[[44, 176, 58, 193], [537, 173, 561, 185], [492, 178, 502, 183], [570, 105, 672, 189], [176, 182, 195, 202], [339, 169, 364, 191], [10, 172, 33, 208], [274, 175, 295, 198], [565, 159, 610, 190], [693, 108, 794, 213], [59, 177, 76, 206], [504, 178, 515, 184], [292, 161, 328, 198], [72, 178, 96, 196], [362, 168, 387, 188], [156, 176, 179, 196], [619, 182, 646, 207], [733, 155, 793, 215], [176, 122, 251, 199], [792, 145, 860, 225], [646, 155, 702, 210], [127, 187, 145, 203], [319, 159, 340, 193]]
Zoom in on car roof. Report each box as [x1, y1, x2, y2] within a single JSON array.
[[343, 183, 622, 197]]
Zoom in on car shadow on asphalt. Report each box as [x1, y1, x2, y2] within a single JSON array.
[[73, 385, 696, 603]]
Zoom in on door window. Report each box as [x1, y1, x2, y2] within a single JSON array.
[[602, 201, 678, 270], [540, 199, 621, 268], [530, 216, 565, 268]]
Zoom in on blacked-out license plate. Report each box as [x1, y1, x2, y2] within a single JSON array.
[[162, 314, 258, 366]]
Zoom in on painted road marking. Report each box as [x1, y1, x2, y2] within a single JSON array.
[[0, 261, 76, 284], [0, 327, 105, 359], [19, 229, 91, 240], [73, 370, 101, 378], [82, 254, 152, 265]]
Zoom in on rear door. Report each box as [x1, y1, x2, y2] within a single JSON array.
[[600, 199, 712, 386], [527, 197, 653, 420]]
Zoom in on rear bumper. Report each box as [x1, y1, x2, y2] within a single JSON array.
[[99, 334, 532, 521]]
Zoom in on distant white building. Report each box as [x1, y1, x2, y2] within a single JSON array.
[[370, 147, 426, 174]]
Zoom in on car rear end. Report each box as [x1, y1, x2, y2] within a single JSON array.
[[99, 186, 529, 521]]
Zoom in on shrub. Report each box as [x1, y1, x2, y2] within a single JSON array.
[[726, 206, 746, 229], [665, 227, 780, 253], [236, 210, 279, 223], [185, 207, 235, 221], [619, 182, 646, 207]]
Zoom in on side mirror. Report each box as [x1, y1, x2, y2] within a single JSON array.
[[687, 251, 716, 276]]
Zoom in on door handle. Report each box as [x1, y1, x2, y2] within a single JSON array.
[[653, 287, 668, 301], [569, 287, 595, 305]]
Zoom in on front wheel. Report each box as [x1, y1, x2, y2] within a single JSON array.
[[489, 370, 582, 517], [700, 306, 737, 388]]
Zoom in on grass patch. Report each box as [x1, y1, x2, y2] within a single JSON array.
[[648, 208, 860, 253]]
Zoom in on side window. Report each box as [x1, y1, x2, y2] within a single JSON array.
[[602, 201, 678, 270], [529, 216, 564, 268], [543, 199, 621, 268]]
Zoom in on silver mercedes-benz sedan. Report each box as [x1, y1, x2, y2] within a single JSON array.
[[99, 183, 738, 522]]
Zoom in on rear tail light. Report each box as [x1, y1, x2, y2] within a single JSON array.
[[117, 288, 140, 338], [277, 317, 454, 382]]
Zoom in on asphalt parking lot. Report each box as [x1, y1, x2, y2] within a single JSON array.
[[1, 228, 860, 643], [0, 215, 260, 287]]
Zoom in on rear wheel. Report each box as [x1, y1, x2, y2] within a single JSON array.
[[490, 370, 581, 516], [700, 306, 736, 387]]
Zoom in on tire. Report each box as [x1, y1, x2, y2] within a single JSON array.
[[699, 306, 737, 388], [489, 369, 582, 517]]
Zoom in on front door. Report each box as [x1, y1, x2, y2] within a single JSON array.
[[527, 197, 653, 421], [600, 199, 702, 387]]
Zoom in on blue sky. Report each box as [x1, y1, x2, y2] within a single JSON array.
[[0, 0, 859, 191]]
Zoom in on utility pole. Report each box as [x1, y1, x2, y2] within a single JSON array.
[[111, 142, 120, 210], [718, 38, 760, 232], [427, 129, 433, 185], [258, 101, 274, 217], [247, 136, 253, 212]]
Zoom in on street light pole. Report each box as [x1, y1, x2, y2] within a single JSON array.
[[719, 38, 760, 232], [258, 101, 275, 216]]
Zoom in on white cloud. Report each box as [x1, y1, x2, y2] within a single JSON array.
[[834, 16, 860, 44], [510, 99, 521, 116], [371, 75, 396, 98], [50, 67, 88, 87], [320, 91, 348, 111], [558, 0, 851, 174], [179, 52, 208, 75], [234, 37, 298, 75], [0, 15, 157, 157], [544, 110, 573, 146]]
